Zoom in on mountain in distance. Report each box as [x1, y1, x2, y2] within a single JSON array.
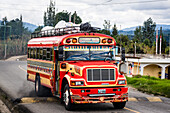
[[0, 20, 37, 32], [122, 24, 170, 31], [23, 22, 38, 32]]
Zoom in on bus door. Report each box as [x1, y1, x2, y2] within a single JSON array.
[[54, 47, 60, 95]]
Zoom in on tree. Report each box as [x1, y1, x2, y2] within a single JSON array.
[[103, 20, 111, 31], [99, 20, 111, 35], [34, 26, 43, 32], [133, 26, 142, 43], [1, 17, 7, 25], [54, 11, 82, 25], [44, 1, 55, 26], [54, 10, 69, 25], [111, 24, 118, 37], [71, 11, 82, 24], [142, 17, 156, 44]]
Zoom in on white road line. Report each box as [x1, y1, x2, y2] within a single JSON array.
[[18, 65, 27, 72]]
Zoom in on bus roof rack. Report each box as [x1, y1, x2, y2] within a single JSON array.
[[31, 23, 100, 38]]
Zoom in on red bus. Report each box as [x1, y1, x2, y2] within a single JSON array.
[[27, 24, 128, 110]]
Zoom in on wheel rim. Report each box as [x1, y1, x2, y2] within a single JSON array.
[[64, 89, 69, 106], [36, 80, 39, 92]]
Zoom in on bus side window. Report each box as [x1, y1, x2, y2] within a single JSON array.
[[37, 48, 40, 59], [30, 48, 33, 58], [33, 48, 36, 59], [43, 48, 47, 60], [40, 48, 43, 59], [50, 48, 54, 61], [46, 48, 51, 61]]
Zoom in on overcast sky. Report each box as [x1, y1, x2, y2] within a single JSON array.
[[0, 0, 170, 29]]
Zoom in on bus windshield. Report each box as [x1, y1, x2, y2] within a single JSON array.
[[64, 45, 115, 61]]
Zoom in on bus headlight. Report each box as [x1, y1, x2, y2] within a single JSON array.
[[118, 80, 126, 85], [71, 81, 84, 86]]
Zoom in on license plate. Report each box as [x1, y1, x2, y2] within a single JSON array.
[[98, 89, 106, 94]]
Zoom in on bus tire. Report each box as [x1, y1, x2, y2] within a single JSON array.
[[112, 102, 126, 109], [35, 76, 42, 96], [63, 84, 72, 110]]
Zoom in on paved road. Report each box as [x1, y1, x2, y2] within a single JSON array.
[[0, 61, 170, 113]]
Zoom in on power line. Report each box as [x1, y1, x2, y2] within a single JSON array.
[[104, 0, 168, 5], [0, 0, 168, 13], [78, 0, 168, 12]]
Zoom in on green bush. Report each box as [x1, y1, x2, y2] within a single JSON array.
[[127, 76, 170, 98]]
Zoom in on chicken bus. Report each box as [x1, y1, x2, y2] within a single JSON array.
[[27, 23, 128, 110]]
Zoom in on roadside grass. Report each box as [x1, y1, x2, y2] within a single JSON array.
[[127, 75, 170, 98]]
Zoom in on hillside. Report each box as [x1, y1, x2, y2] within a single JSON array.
[[23, 22, 37, 32], [122, 24, 170, 31]]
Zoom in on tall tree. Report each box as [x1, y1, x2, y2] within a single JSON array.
[[111, 24, 118, 37], [71, 11, 82, 24], [103, 20, 111, 31], [54, 11, 69, 25], [44, 1, 55, 26], [133, 26, 142, 43], [100, 20, 111, 35], [142, 17, 156, 44]]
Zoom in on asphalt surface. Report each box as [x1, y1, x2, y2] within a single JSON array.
[[0, 61, 170, 113]]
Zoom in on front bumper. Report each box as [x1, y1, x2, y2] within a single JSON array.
[[70, 87, 128, 104]]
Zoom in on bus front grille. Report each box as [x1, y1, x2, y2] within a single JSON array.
[[87, 69, 115, 81]]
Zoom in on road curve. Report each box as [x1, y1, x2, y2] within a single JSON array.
[[0, 61, 170, 113]]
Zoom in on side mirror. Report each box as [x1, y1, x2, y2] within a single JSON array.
[[121, 47, 125, 62], [119, 63, 127, 74]]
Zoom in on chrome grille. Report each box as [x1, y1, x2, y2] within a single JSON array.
[[87, 69, 115, 81]]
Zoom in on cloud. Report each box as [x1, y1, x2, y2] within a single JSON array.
[[0, 0, 170, 29]]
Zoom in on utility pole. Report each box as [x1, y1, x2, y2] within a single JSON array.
[[160, 27, 162, 55], [120, 25, 121, 55], [135, 41, 136, 57], [168, 35, 170, 56], [156, 28, 158, 55], [3, 22, 6, 59]]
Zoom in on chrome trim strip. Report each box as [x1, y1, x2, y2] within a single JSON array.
[[89, 93, 115, 97]]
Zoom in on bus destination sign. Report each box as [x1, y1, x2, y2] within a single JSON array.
[[79, 37, 100, 44]]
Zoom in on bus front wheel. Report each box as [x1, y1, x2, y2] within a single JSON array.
[[63, 84, 72, 110]]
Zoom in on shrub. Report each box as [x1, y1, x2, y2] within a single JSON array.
[[127, 76, 170, 98]]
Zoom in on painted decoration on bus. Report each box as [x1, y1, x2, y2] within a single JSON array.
[[64, 46, 111, 51], [79, 37, 100, 44]]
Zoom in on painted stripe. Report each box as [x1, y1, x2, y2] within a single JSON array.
[[27, 60, 54, 68], [27, 67, 51, 76], [124, 107, 140, 113], [21, 97, 58, 103], [28, 73, 36, 81], [40, 77, 51, 87], [146, 97, 162, 102], [128, 98, 138, 102], [27, 58, 53, 64]]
